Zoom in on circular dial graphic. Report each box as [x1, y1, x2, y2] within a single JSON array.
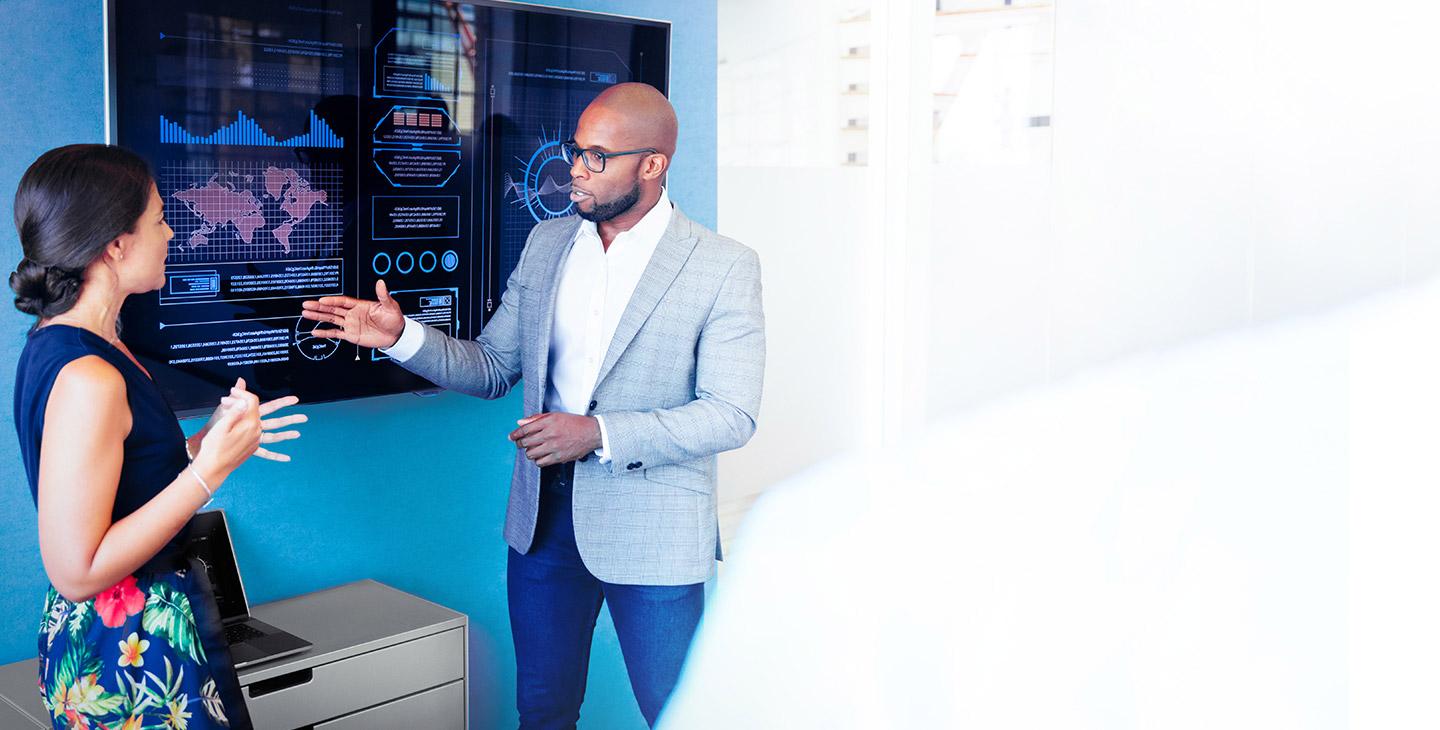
[[294, 316, 341, 361], [504, 132, 575, 223]]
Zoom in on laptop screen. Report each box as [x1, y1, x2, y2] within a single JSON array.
[[183, 510, 249, 622]]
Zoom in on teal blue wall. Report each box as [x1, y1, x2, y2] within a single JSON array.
[[0, 2, 716, 728]]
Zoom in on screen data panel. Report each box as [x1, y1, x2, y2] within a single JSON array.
[[109, 0, 669, 414]]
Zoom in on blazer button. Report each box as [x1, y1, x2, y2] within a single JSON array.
[[588, 400, 597, 411], [627, 461, 642, 470]]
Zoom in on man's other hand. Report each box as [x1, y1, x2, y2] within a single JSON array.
[[510, 413, 603, 467]]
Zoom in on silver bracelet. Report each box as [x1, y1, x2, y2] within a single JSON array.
[[188, 464, 214, 508], [184, 439, 195, 462]]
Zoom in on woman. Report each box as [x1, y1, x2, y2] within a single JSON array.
[[11, 144, 307, 730]]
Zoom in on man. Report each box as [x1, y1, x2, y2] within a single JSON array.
[[301, 82, 764, 728]]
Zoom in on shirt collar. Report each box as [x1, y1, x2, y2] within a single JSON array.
[[575, 187, 673, 249]]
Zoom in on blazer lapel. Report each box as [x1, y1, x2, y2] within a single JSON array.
[[593, 206, 699, 389], [531, 217, 582, 400]]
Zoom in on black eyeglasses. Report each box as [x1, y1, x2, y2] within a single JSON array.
[[561, 139, 658, 173]]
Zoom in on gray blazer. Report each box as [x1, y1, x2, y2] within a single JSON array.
[[401, 204, 765, 585]]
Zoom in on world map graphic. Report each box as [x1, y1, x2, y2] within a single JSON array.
[[171, 166, 329, 253]]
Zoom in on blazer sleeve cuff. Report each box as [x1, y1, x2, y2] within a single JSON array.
[[594, 415, 613, 464], [380, 317, 426, 362]]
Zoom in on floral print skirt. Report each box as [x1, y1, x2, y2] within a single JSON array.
[[36, 565, 251, 730]]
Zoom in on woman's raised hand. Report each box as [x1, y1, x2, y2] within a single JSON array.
[[192, 378, 262, 485], [254, 394, 306, 462]]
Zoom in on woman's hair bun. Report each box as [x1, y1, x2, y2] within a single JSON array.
[[10, 258, 84, 317]]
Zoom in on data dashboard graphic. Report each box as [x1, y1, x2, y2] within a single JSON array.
[[503, 128, 575, 223], [373, 28, 460, 100], [160, 110, 345, 148], [165, 162, 343, 261], [294, 317, 342, 361], [110, 0, 669, 414]]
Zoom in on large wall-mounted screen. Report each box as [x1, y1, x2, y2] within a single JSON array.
[[108, 0, 669, 415]]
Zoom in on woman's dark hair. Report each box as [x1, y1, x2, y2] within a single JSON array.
[[10, 144, 153, 318]]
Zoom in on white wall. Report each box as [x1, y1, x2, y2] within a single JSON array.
[[715, 1, 875, 539], [716, 166, 870, 536], [716, 0, 854, 167], [927, 0, 1440, 417], [718, 0, 1440, 524]]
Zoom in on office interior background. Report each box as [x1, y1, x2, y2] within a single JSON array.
[[2, 0, 1437, 726]]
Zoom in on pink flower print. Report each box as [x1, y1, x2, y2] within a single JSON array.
[[93, 576, 145, 628]]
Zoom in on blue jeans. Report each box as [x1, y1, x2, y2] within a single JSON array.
[[509, 465, 705, 729]]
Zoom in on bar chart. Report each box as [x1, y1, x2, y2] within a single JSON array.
[[159, 110, 345, 148]]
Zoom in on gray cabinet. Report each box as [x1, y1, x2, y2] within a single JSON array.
[[0, 579, 468, 729]]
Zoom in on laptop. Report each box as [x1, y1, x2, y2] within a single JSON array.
[[184, 510, 312, 669]]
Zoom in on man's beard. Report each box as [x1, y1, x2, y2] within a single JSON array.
[[577, 180, 642, 223]]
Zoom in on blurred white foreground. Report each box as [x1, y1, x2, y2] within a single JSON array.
[[663, 277, 1440, 729]]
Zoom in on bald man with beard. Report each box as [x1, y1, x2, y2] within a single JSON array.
[[302, 83, 765, 728]]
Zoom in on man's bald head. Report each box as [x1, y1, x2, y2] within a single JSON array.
[[568, 83, 677, 229], [579, 82, 678, 159]]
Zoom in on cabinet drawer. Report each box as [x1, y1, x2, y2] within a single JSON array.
[[315, 679, 464, 729], [244, 628, 464, 729]]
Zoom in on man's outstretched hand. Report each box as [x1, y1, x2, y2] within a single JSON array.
[[510, 413, 603, 468], [302, 279, 406, 349]]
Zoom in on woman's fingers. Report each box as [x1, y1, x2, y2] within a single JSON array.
[[258, 395, 301, 416], [261, 413, 308, 430], [229, 379, 250, 400], [217, 387, 304, 463], [259, 430, 301, 444], [229, 389, 259, 412], [254, 447, 291, 462], [212, 398, 243, 431], [232, 379, 259, 404]]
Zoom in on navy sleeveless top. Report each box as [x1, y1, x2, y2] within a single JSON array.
[[14, 324, 190, 555]]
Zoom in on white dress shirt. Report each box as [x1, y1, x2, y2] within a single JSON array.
[[385, 187, 673, 462]]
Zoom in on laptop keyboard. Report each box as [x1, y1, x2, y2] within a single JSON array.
[[225, 623, 265, 644]]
